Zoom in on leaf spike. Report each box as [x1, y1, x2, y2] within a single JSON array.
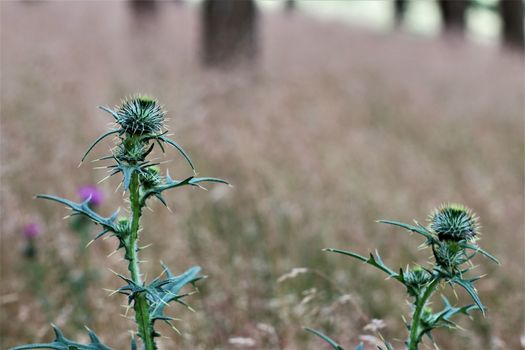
[[158, 135, 195, 172], [167, 322, 182, 335], [139, 243, 153, 251], [98, 175, 112, 184], [81, 129, 121, 162], [98, 105, 120, 120], [107, 268, 121, 277]]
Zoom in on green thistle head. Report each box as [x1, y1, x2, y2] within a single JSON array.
[[404, 266, 432, 296], [433, 241, 468, 270], [116, 95, 165, 135], [428, 204, 479, 242], [419, 306, 434, 329], [140, 166, 163, 189], [115, 217, 131, 236], [114, 138, 153, 163]]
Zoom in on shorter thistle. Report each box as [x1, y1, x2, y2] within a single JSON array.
[[305, 204, 498, 350]]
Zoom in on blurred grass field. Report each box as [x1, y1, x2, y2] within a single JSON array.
[[1, 1, 523, 349]]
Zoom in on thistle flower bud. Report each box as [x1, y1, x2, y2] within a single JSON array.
[[433, 241, 467, 269], [78, 185, 104, 207], [428, 204, 479, 242], [404, 267, 432, 296], [114, 138, 152, 163], [115, 217, 131, 236], [419, 307, 434, 329], [140, 166, 162, 189], [116, 95, 165, 135], [21, 222, 41, 259], [22, 222, 41, 239]]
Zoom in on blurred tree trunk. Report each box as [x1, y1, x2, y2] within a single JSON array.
[[500, 0, 524, 50], [394, 0, 408, 28], [438, 0, 467, 33], [201, 0, 258, 68], [285, 0, 296, 14], [129, 0, 157, 15]]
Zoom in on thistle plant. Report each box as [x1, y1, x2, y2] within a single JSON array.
[[22, 222, 42, 258], [63, 185, 105, 329], [306, 204, 499, 350], [20, 221, 55, 319], [13, 95, 229, 350]]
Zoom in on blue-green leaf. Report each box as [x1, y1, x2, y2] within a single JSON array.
[[158, 135, 195, 172], [140, 176, 230, 206], [378, 220, 437, 245], [81, 129, 121, 162], [37, 195, 118, 240], [459, 243, 499, 264], [304, 327, 345, 350], [10, 324, 112, 350], [434, 295, 480, 324], [450, 277, 484, 315], [324, 248, 400, 281], [147, 265, 204, 323]]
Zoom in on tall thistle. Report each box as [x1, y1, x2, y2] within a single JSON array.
[[12, 95, 229, 350], [306, 204, 498, 350]]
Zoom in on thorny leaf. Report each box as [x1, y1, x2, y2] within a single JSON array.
[[304, 328, 346, 350], [116, 265, 203, 326], [10, 324, 112, 350], [378, 220, 438, 246], [37, 195, 119, 241], [449, 276, 485, 314], [323, 248, 400, 282], [459, 242, 500, 264], [148, 264, 203, 323], [418, 296, 481, 342], [156, 135, 195, 172], [81, 129, 121, 162], [140, 175, 230, 207]]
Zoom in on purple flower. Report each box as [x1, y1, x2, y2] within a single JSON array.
[[78, 185, 104, 206], [22, 222, 41, 239]]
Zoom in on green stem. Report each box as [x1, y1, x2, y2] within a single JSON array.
[[128, 172, 156, 350], [407, 279, 439, 350]]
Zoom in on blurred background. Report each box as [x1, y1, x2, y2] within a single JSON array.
[[1, 0, 523, 349]]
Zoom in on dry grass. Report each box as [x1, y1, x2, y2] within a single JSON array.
[[1, 2, 523, 349]]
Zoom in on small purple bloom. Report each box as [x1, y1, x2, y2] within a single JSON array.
[[22, 222, 41, 239], [78, 185, 104, 206]]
